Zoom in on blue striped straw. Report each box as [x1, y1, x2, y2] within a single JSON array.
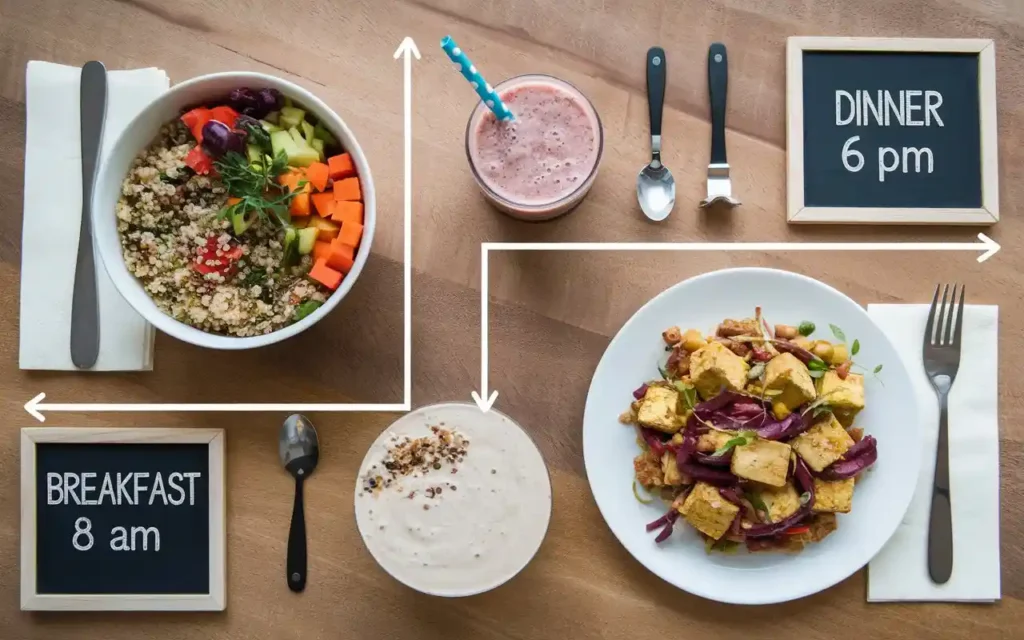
[[440, 35, 515, 121]]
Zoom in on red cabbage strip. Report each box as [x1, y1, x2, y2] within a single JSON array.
[[755, 412, 811, 440], [818, 436, 878, 480], [841, 434, 877, 461], [694, 390, 747, 415], [632, 384, 649, 400], [640, 428, 670, 457], [674, 432, 698, 468], [679, 462, 737, 486], [654, 518, 676, 543], [744, 508, 811, 538], [645, 509, 678, 532], [718, 487, 744, 506], [794, 457, 816, 511], [694, 450, 732, 466]]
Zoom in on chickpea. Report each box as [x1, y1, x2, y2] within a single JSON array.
[[774, 324, 799, 339], [772, 400, 792, 420], [811, 340, 834, 361], [790, 336, 813, 351], [662, 326, 682, 345], [830, 343, 849, 364], [681, 329, 706, 352]]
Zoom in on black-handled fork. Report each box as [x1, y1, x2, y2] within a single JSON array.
[[922, 283, 965, 584]]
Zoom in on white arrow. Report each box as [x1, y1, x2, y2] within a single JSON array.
[[26, 38, 423, 423], [473, 233, 1000, 412]]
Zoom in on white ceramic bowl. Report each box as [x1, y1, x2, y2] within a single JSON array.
[[93, 72, 376, 349], [583, 267, 920, 605]]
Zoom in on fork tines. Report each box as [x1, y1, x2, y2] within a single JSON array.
[[925, 284, 966, 348]]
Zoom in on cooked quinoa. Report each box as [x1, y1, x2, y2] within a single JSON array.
[[116, 121, 327, 337]]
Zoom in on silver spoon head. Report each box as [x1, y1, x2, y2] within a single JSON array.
[[279, 414, 320, 478], [637, 163, 676, 222]]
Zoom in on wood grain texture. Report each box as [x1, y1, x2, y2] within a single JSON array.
[[0, 0, 1022, 637]]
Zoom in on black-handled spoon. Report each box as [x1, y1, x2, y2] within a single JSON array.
[[279, 414, 319, 592], [637, 46, 676, 221]]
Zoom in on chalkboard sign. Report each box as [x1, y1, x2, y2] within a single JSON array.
[[20, 428, 225, 611], [786, 37, 998, 224]]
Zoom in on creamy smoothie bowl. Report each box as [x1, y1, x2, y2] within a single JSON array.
[[354, 403, 553, 596], [465, 74, 604, 221], [93, 72, 375, 350]]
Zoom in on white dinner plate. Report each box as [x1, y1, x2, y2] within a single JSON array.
[[582, 267, 920, 605]]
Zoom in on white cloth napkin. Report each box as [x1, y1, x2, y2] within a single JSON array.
[[19, 61, 169, 370], [867, 304, 1000, 602]]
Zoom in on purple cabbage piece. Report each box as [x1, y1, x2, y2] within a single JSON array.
[[694, 450, 732, 466], [632, 384, 649, 400], [679, 462, 737, 486], [228, 87, 261, 115], [693, 390, 748, 416], [640, 428, 669, 457], [754, 412, 812, 441], [841, 434, 876, 460], [674, 431, 698, 468], [818, 436, 878, 480], [647, 509, 679, 543], [744, 509, 811, 538], [794, 457, 816, 510], [718, 487, 744, 506]]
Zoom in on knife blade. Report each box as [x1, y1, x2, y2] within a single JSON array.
[[71, 61, 107, 369]]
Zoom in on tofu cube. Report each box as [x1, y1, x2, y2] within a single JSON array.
[[679, 481, 740, 540], [636, 386, 683, 434], [817, 371, 865, 427], [758, 482, 802, 523], [730, 438, 792, 487], [790, 415, 855, 472], [661, 451, 684, 486], [696, 429, 734, 453], [689, 341, 750, 400], [812, 478, 855, 513], [764, 352, 817, 408]]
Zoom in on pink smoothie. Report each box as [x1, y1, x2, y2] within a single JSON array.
[[466, 75, 603, 220]]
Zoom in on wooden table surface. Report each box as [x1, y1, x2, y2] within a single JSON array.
[[1, 0, 1022, 637]]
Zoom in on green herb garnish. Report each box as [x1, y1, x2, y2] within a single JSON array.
[[744, 491, 770, 522], [241, 267, 267, 287], [658, 365, 671, 380], [798, 321, 816, 336], [874, 364, 883, 374], [851, 339, 860, 356], [215, 150, 298, 230], [294, 300, 322, 321], [829, 324, 847, 342], [747, 362, 766, 380], [673, 381, 698, 412], [712, 430, 757, 457]]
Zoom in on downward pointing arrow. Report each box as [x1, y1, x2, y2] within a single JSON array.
[[473, 244, 499, 412]]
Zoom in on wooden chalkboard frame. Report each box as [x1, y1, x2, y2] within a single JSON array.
[[786, 37, 999, 224], [20, 427, 226, 611]]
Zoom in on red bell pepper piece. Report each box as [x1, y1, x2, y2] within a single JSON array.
[[181, 107, 213, 142], [783, 525, 811, 536], [209, 105, 240, 128], [193, 235, 243, 277], [184, 146, 214, 175]]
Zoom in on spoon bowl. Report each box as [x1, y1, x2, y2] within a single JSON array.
[[279, 414, 320, 593], [637, 164, 677, 222]]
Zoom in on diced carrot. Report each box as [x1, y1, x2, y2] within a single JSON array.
[[227, 197, 242, 206], [330, 201, 363, 225], [332, 177, 362, 202], [336, 221, 363, 248], [312, 241, 332, 263], [306, 162, 330, 192], [327, 153, 356, 180], [209, 105, 240, 128], [311, 192, 334, 217], [326, 240, 355, 273], [307, 216, 340, 241], [290, 191, 311, 216], [309, 259, 343, 290]]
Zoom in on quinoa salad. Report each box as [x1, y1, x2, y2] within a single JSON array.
[[115, 87, 367, 337]]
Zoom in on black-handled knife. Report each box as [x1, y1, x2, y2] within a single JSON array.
[[71, 61, 106, 369]]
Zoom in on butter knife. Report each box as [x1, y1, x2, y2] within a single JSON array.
[[71, 61, 107, 369]]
